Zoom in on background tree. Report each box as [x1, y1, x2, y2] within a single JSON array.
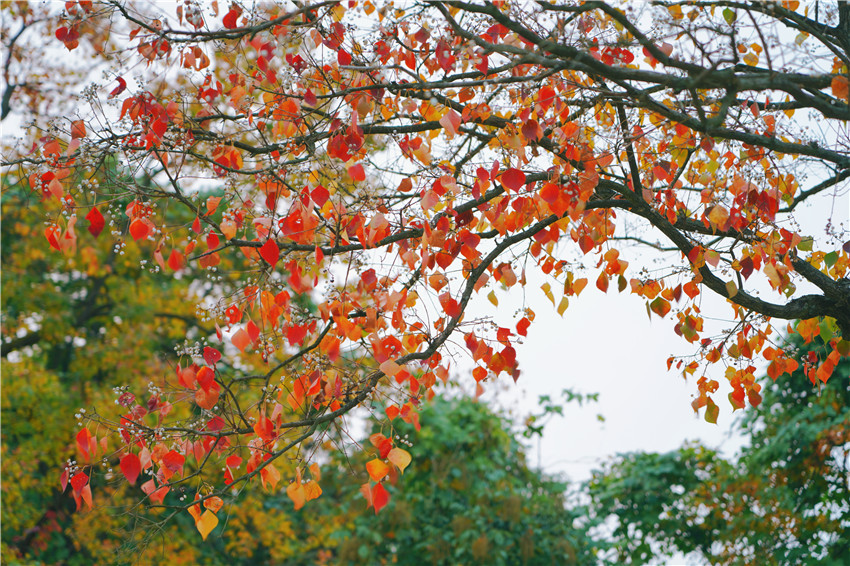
[[1, 0, 849, 556], [587, 333, 850, 565], [0, 170, 337, 564], [322, 395, 598, 565]]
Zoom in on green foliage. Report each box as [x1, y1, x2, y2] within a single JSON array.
[[325, 396, 597, 565], [588, 335, 850, 565]]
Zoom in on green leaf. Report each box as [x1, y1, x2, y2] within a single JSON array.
[[704, 398, 719, 423], [723, 8, 736, 23]]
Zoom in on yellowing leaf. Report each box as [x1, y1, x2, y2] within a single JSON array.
[[366, 458, 390, 482], [557, 296, 569, 316], [487, 290, 498, 306], [540, 282, 555, 305], [196, 510, 218, 541], [725, 280, 738, 298], [387, 447, 412, 474]]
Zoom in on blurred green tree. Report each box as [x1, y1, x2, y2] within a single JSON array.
[[587, 334, 850, 565]]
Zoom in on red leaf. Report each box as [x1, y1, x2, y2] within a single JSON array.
[[70, 471, 89, 493], [286, 323, 309, 346], [259, 238, 279, 266], [222, 7, 241, 29], [348, 163, 366, 181], [45, 226, 62, 250], [303, 89, 317, 107], [195, 366, 214, 390], [516, 317, 530, 337], [501, 168, 526, 192], [85, 207, 105, 238], [129, 218, 151, 241], [109, 77, 127, 98], [120, 453, 141, 485], [311, 185, 329, 207], [70, 120, 87, 139], [438, 293, 461, 319], [76, 429, 92, 460], [203, 347, 222, 366], [162, 450, 185, 473], [371, 482, 390, 514], [167, 249, 185, 270]]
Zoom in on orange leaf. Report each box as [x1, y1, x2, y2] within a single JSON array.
[[366, 458, 390, 482], [196, 509, 218, 541], [596, 272, 609, 293], [304, 480, 322, 501], [831, 75, 849, 100], [379, 359, 401, 377], [70, 119, 87, 139], [204, 496, 224, 513], [129, 218, 151, 241], [287, 481, 307, 510], [260, 462, 281, 491], [195, 382, 221, 409], [231, 328, 251, 352]]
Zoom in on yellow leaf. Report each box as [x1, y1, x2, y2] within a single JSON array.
[[557, 296, 569, 316], [540, 282, 555, 305], [196, 510, 218, 541], [387, 447, 412, 474], [726, 280, 738, 298], [366, 458, 390, 482], [487, 290, 498, 306]]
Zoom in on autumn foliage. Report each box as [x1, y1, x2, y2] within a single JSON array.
[[1, 0, 849, 554]]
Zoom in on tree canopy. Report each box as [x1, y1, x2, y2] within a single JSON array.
[[1, 0, 849, 556], [588, 333, 850, 565]]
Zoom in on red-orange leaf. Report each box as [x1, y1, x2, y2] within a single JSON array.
[[371, 482, 390, 514], [596, 272, 609, 293], [167, 249, 185, 270], [259, 238, 279, 266], [84, 207, 104, 238], [203, 347, 221, 365], [501, 168, 526, 192], [129, 218, 151, 241], [120, 453, 141, 485]]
